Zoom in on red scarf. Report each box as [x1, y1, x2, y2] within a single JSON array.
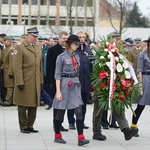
[[72, 55, 77, 72]]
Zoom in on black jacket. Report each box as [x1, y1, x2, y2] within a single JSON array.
[[76, 43, 93, 93], [46, 43, 64, 97]]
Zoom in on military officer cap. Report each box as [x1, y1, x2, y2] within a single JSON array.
[[27, 27, 39, 37], [134, 37, 142, 43], [3, 36, 11, 41], [0, 33, 6, 38], [11, 37, 16, 43], [125, 38, 134, 45], [66, 34, 80, 43], [107, 32, 120, 39]]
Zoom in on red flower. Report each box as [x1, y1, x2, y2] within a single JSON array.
[[121, 85, 126, 90], [98, 70, 107, 79], [120, 77, 131, 88], [100, 82, 105, 88], [107, 79, 110, 84], [125, 91, 130, 96], [68, 81, 73, 87], [118, 95, 126, 101]]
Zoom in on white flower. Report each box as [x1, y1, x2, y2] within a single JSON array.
[[115, 57, 119, 61], [100, 56, 105, 59], [106, 62, 111, 70], [123, 61, 129, 69], [125, 70, 131, 79], [104, 48, 108, 52], [116, 63, 123, 72], [111, 49, 115, 52], [107, 54, 110, 59]]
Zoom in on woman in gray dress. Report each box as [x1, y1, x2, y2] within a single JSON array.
[[131, 37, 150, 135], [52, 34, 89, 146]]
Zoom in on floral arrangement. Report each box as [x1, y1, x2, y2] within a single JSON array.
[[91, 37, 139, 114]]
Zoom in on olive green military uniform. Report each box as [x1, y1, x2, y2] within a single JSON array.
[[13, 39, 43, 130], [1, 45, 14, 105]]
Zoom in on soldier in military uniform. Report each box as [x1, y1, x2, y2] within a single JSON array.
[[128, 37, 142, 71], [13, 27, 43, 134], [53, 34, 89, 146], [0, 36, 14, 106]]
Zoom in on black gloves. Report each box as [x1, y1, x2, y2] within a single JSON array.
[[18, 85, 24, 90], [8, 75, 13, 79]]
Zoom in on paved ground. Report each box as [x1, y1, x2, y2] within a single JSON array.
[[0, 103, 150, 150]]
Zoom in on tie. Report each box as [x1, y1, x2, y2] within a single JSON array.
[[72, 55, 77, 72]]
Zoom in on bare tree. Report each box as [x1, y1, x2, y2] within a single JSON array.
[[100, 0, 132, 36]]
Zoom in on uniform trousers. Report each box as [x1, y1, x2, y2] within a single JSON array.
[[18, 106, 37, 130], [5, 87, 13, 104]]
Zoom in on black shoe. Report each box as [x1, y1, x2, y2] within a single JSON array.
[[93, 132, 107, 141], [109, 123, 119, 129], [60, 125, 68, 132], [40, 102, 45, 106], [83, 124, 89, 129], [78, 139, 90, 146], [20, 128, 30, 134], [133, 133, 139, 137], [45, 106, 52, 110], [69, 124, 76, 130], [123, 127, 139, 140], [54, 137, 66, 144], [87, 99, 93, 104], [1, 103, 11, 107], [27, 128, 39, 133], [102, 125, 109, 129]]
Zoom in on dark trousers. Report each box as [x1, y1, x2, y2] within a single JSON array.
[[18, 106, 37, 130], [67, 92, 88, 125], [41, 87, 53, 106], [92, 94, 102, 133], [101, 110, 117, 126]]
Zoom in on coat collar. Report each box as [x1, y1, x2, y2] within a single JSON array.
[[23, 40, 36, 54]]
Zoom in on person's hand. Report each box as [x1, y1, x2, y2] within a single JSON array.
[[18, 85, 24, 90], [8, 75, 13, 79], [140, 88, 143, 96], [56, 91, 62, 101]]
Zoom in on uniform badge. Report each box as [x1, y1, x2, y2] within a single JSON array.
[[14, 50, 17, 55]]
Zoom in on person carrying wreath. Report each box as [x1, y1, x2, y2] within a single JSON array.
[[52, 34, 90, 146]]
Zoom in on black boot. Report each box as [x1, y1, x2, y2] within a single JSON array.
[[93, 132, 107, 141], [122, 127, 139, 140]]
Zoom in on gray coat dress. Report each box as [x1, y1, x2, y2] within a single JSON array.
[[137, 51, 150, 105], [52, 50, 83, 110]]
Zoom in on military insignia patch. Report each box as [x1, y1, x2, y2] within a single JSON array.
[[14, 50, 17, 55]]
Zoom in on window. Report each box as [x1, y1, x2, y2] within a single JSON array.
[[50, 0, 56, 5], [22, 0, 28, 4], [2, 0, 8, 4], [32, 0, 37, 5], [12, 0, 17, 4], [41, 0, 46, 5]]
